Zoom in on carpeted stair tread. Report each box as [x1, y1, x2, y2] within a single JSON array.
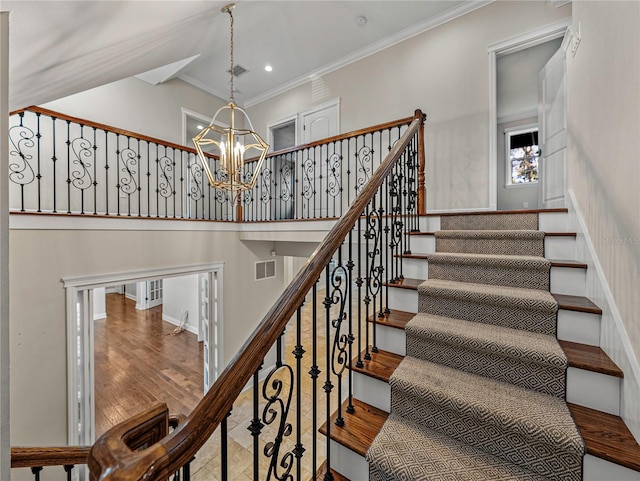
[[440, 212, 538, 231], [390, 357, 584, 480], [405, 313, 567, 397], [427, 252, 551, 290], [435, 229, 544, 256], [367, 413, 551, 481], [418, 279, 558, 335]]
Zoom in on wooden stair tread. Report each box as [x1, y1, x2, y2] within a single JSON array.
[[319, 398, 388, 457], [368, 310, 415, 330], [569, 403, 640, 472], [315, 460, 350, 481], [384, 277, 423, 290], [553, 293, 602, 314], [545, 232, 577, 237], [548, 259, 588, 268], [559, 340, 623, 378], [352, 349, 403, 382]]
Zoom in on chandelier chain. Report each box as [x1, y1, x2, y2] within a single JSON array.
[[228, 8, 235, 104]]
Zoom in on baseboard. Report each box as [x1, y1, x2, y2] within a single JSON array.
[[162, 313, 198, 336], [124, 292, 136, 302], [93, 312, 106, 321], [567, 189, 640, 442]]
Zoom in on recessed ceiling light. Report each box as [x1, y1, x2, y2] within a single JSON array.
[[356, 15, 367, 26], [265, 65, 273, 72], [197, 125, 204, 130]]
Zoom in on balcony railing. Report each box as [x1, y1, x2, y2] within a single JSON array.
[[9, 107, 426, 221]]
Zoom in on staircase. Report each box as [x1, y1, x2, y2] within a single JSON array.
[[321, 209, 640, 480]]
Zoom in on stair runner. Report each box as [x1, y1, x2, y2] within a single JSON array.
[[366, 213, 585, 481]]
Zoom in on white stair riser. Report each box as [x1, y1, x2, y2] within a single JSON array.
[[401, 258, 428, 280], [550, 266, 586, 296], [374, 323, 407, 356], [583, 454, 640, 481], [545, 236, 576, 259], [329, 440, 369, 481], [539, 212, 570, 232], [408, 235, 577, 260], [418, 216, 441, 232], [354, 371, 391, 412], [566, 367, 620, 416], [407, 235, 435, 254], [388, 287, 418, 313], [557, 310, 601, 346]]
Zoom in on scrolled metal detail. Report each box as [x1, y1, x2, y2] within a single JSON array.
[[157, 155, 174, 199], [188, 160, 204, 202], [261, 363, 295, 481], [365, 207, 384, 297], [117, 147, 138, 195], [326, 152, 342, 198], [261, 167, 272, 205], [328, 262, 349, 379], [302, 157, 315, 200], [70, 137, 94, 190], [279, 161, 292, 202], [355, 145, 373, 194], [8, 124, 36, 186]]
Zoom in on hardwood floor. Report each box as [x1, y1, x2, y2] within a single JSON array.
[[94, 293, 204, 437]]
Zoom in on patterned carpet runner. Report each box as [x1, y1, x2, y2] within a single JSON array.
[[366, 213, 585, 480]]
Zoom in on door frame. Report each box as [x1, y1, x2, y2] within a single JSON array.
[[62, 262, 224, 448], [487, 18, 571, 210]]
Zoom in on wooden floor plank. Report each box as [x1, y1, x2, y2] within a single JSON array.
[[384, 277, 423, 290], [569, 403, 640, 472], [319, 399, 388, 457], [559, 340, 623, 377], [351, 349, 403, 383], [94, 293, 203, 437]]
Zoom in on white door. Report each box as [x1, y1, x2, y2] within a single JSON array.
[[300, 100, 340, 218], [146, 279, 163, 308], [300, 100, 339, 144], [538, 47, 567, 208]]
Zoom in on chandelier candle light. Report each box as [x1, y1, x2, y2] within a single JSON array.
[[193, 2, 269, 198]]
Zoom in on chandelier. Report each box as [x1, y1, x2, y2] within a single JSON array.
[[193, 2, 268, 193]]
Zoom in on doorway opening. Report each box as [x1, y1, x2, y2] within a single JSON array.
[[63, 263, 223, 448]]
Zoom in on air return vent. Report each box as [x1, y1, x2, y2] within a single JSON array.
[[229, 65, 248, 77], [255, 260, 276, 281]]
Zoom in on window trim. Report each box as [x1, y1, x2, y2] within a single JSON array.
[[504, 124, 539, 188]]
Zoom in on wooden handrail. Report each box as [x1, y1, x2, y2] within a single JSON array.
[[87, 110, 424, 481], [11, 446, 91, 468]]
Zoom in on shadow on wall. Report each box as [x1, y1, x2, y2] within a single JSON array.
[[426, 112, 490, 211]]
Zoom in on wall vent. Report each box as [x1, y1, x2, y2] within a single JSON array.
[[229, 65, 248, 77], [255, 260, 276, 281]]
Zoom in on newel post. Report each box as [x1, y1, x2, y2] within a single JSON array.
[[414, 109, 427, 216]]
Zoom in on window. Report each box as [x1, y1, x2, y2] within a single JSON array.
[[506, 126, 539, 185], [269, 118, 297, 152]]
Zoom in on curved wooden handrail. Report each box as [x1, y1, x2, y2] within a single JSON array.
[[87, 109, 424, 481], [11, 446, 91, 468]]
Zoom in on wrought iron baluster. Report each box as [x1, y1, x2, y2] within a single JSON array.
[[52, 116, 58, 213], [146, 142, 151, 217], [363, 202, 372, 361], [293, 303, 305, 481], [36, 112, 42, 212], [221, 410, 230, 481], [384, 172, 391, 316], [66, 120, 71, 213], [104, 130, 109, 215], [309, 281, 320, 478], [92, 127, 98, 215], [326, 143, 342, 218], [346, 228, 355, 414], [366, 193, 383, 353], [249, 365, 264, 481], [323, 265, 334, 480], [355, 215, 364, 369], [137, 138, 141, 217], [30, 466, 42, 481], [68, 124, 95, 215], [329, 244, 349, 429], [8, 111, 36, 212], [64, 464, 74, 481]]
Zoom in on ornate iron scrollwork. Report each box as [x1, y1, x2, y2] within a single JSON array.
[[70, 137, 94, 191], [328, 262, 349, 380], [355, 144, 373, 194], [262, 364, 295, 481], [261, 167, 272, 205], [8, 123, 36, 186], [279, 161, 292, 202], [365, 206, 384, 297], [157, 155, 174, 199], [302, 156, 315, 200], [117, 147, 138, 195], [326, 152, 342, 198], [188, 160, 204, 203]]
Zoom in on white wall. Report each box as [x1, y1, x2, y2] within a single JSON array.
[[93, 287, 106, 320], [247, 2, 571, 211], [9, 222, 283, 446], [162, 274, 199, 334], [42, 77, 225, 146], [567, 0, 640, 439]]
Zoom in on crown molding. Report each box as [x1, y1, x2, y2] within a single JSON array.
[[244, 0, 494, 108]]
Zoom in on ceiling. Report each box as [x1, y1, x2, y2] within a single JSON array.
[[1, 0, 486, 111]]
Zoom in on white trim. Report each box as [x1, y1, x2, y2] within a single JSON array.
[[162, 313, 198, 336], [488, 18, 571, 213], [93, 311, 107, 321], [244, 1, 494, 108], [568, 190, 640, 388], [181, 107, 212, 147]]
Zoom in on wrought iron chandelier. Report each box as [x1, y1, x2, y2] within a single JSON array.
[[193, 2, 268, 193]]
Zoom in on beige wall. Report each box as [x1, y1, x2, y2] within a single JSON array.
[[247, 1, 571, 211], [9, 224, 283, 445], [42, 77, 225, 146], [567, 0, 640, 435]]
